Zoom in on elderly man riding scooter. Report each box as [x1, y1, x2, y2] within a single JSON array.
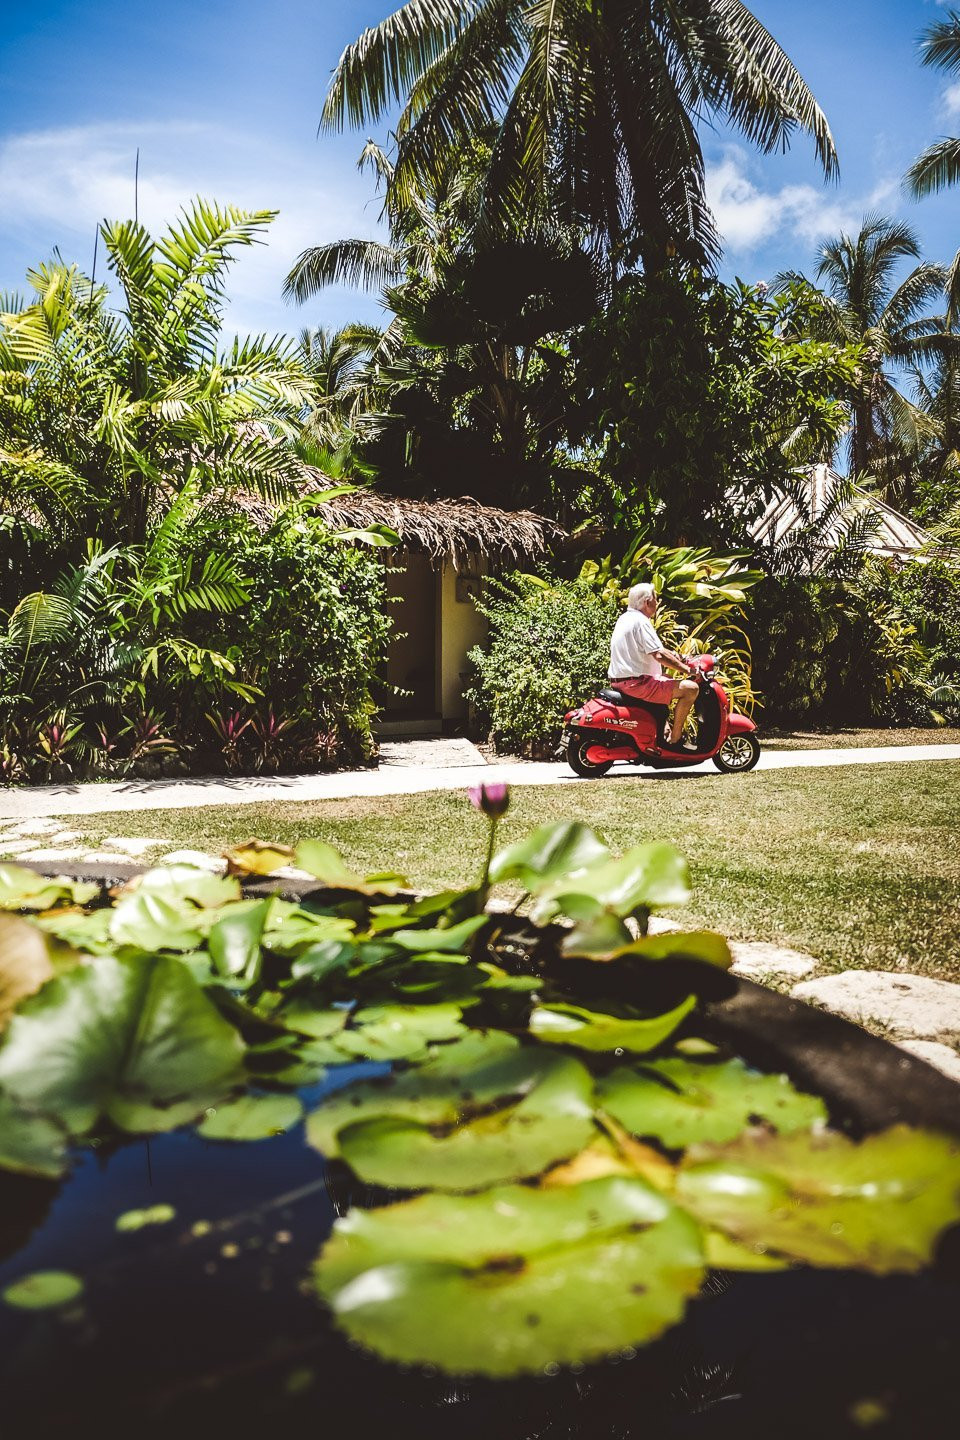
[[608, 583, 698, 749]]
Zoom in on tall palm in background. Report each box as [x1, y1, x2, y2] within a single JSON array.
[[321, 0, 837, 271], [777, 217, 945, 495], [907, 8, 960, 198]]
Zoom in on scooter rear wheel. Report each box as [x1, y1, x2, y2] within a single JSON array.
[[567, 734, 614, 778], [712, 734, 760, 773]]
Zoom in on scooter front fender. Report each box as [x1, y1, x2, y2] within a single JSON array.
[[726, 712, 758, 735]]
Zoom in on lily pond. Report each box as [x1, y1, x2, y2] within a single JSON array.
[[1, 812, 959, 1438]]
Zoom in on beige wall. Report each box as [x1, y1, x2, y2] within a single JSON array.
[[439, 560, 489, 721]]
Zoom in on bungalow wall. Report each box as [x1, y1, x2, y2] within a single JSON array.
[[379, 554, 489, 734]]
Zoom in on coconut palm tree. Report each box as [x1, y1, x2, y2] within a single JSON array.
[[320, 0, 837, 272], [777, 217, 946, 491], [907, 9, 960, 197]]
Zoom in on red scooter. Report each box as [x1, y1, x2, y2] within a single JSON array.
[[562, 654, 760, 778]]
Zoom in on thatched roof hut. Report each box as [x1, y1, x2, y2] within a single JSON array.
[[236, 484, 565, 570]]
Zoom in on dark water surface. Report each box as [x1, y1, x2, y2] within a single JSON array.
[[2, 1080, 958, 1440]]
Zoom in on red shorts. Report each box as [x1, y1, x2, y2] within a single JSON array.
[[610, 674, 677, 704]]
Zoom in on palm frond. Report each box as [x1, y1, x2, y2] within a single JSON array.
[[907, 137, 960, 198], [284, 240, 405, 302], [321, 0, 476, 131]]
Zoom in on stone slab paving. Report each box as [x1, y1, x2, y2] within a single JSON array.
[[791, 971, 960, 1047], [0, 738, 957, 820], [899, 1041, 960, 1084], [378, 738, 487, 768], [728, 940, 817, 981]]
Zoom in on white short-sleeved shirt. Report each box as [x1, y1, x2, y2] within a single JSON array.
[[609, 610, 663, 679]]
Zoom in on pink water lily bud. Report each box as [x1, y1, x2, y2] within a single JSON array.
[[467, 782, 510, 818]]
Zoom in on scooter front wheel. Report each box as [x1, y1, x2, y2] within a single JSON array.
[[712, 734, 760, 773], [567, 734, 614, 778]]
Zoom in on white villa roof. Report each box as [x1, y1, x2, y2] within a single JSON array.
[[749, 465, 934, 562]]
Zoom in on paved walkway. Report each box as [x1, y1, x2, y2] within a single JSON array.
[[0, 738, 957, 820]]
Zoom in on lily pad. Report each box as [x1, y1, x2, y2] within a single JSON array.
[[2, 1270, 84, 1310], [489, 822, 611, 890], [334, 1003, 467, 1061], [529, 996, 696, 1054], [223, 839, 295, 876], [333, 1051, 596, 1191], [109, 892, 206, 954], [0, 1091, 68, 1178], [294, 841, 407, 896], [599, 1055, 827, 1147], [564, 924, 732, 969], [262, 904, 357, 957], [133, 865, 241, 910], [0, 953, 245, 1135], [198, 1093, 303, 1140], [530, 843, 691, 924], [315, 1175, 705, 1375], [208, 899, 271, 982], [676, 1125, 960, 1273], [116, 1203, 177, 1232], [0, 865, 98, 913], [384, 915, 488, 953], [0, 913, 55, 1031], [275, 1000, 350, 1040], [307, 1030, 533, 1157]]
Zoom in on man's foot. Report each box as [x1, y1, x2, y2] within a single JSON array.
[[663, 736, 698, 752]]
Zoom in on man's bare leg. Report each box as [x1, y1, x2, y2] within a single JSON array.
[[668, 679, 699, 744]]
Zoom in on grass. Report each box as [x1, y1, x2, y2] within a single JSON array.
[[46, 760, 960, 985], [762, 726, 960, 751]]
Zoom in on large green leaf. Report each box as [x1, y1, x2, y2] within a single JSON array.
[[0, 866, 98, 913], [488, 822, 610, 890], [599, 1056, 827, 1147], [0, 954, 245, 1135], [677, 1126, 960, 1273], [530, 844, 691, 923], [332, 1051, 595, 1191], [529, 996, 696, 1054], [315, 1176, 705, 1375]]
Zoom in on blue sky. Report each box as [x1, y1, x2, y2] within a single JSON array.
[[1, 0, 957, 339]]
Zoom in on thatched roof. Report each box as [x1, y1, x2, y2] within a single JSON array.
[[237, 483, 565, 569]]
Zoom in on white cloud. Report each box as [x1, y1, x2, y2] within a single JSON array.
[[0, 121, 386, 337], [943, 82, 960, 119], [705, 148, 899, 259]]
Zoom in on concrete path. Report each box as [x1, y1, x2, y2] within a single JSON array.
[[0, 738, 956, 820]]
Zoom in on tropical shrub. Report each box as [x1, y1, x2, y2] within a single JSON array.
[[747, 570, 945, 726], [212, 507, 393, 770], [0, 800, 957, 1397], [466, 577, 620, 756]]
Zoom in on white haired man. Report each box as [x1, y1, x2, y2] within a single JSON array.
[[608, 583, 699, 748]]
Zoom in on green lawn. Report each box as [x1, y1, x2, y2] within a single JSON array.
[[57, 760, 960, 983], [763, 726, 960, 751]]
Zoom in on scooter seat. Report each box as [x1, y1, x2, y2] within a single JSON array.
[[600, 688, 669, 720]]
